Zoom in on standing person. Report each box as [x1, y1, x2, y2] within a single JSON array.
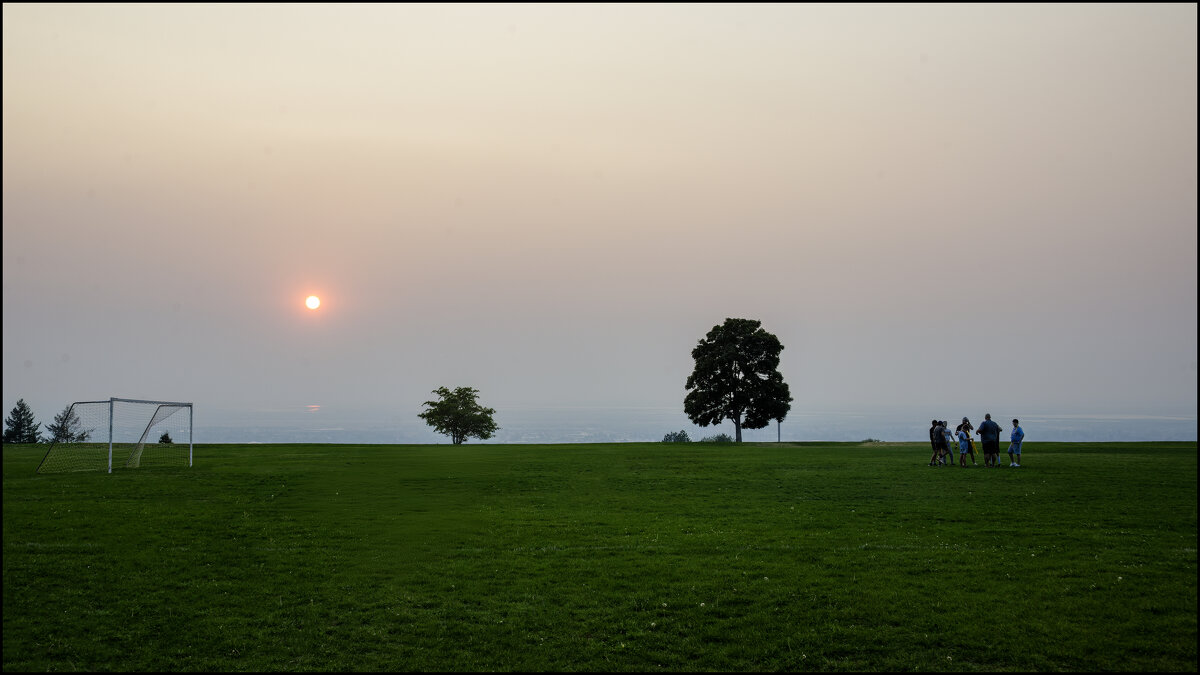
[[941, 421, 956, 465], [957, 417, 977, 465], [938, 421, 953, 465], [956, 424, 971, 467], [928, 419, 942, 466], [1009, 419, 1024, 467], [977, 414, 1002, 467]]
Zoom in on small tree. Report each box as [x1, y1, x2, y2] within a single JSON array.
[[418, 386, 499, 445], [159, 432, 173, 444], [662, 430, 691, 443], [44, 405, 92, 444], [3, 399, 42, 444]]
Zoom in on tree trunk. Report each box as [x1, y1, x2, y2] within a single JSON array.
[[733, 417, 742, 443]]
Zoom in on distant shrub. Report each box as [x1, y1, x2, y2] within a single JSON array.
[[699, 433, 735, 444], [662, 430, 691, 443], [861, 438, 882, 443], [159, 432, 173, 444]]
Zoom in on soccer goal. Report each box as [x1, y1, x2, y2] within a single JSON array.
[[36, 398, 193, 474]]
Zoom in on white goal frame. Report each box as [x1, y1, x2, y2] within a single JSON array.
[[36, 397, 193, 474]]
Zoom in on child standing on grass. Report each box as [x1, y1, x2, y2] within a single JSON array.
[[957, 417, 977, 465], [957, 425, 971, 466], [1009, 419, 1024, 467]]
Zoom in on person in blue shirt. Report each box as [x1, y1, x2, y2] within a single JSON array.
[[956, 425, 971, 467], [957, 417, 977, 465], [976, 414, 1002, 467], [1009, 419, 1025, 467]]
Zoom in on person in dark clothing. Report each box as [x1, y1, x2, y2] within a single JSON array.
[[928, 419, 942, 466], [935, 420, 953, 465], [976, 414, 1002, 467]]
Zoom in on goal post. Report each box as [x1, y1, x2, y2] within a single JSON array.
[[36, 398, 193, 474]]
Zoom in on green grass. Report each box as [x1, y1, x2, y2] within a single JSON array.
[[3, 441, 1196, 671]]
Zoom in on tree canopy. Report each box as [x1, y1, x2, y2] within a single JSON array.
[[3, 399, 42, 444], [683, 317, 792, 443], [44, 405, 92, 444], [418, 386, 499, 445]]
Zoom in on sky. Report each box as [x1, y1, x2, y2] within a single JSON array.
[[3, 4, 1197, 438]]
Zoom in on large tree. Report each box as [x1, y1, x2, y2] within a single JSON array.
[[3, 399, 42, 444], [44, 405, 92, 444], [418, 386, 499, 445], [684, 318, 792, 443]]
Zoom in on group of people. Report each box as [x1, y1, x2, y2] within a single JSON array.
[[928, 414, 1024, 468]]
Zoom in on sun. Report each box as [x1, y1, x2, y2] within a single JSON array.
[[305, 295, 321, 310]]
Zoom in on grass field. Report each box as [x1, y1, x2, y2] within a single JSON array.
[[3, 441, 1196, 671]]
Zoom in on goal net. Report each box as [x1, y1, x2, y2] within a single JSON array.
[[36, 398, 193, 474]]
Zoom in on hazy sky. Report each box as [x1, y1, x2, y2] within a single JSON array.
[[4, 4, 1197, 432]]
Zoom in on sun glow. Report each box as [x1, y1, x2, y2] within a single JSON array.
[[305, 295, 321, 310]]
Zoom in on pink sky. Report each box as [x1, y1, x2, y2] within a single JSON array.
[[4, 4, 1196, 427]]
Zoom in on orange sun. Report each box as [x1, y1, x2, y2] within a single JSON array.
[[305, 295, 321, 310]]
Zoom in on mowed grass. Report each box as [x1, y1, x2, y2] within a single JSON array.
[[3, 441, 1196, 672]]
